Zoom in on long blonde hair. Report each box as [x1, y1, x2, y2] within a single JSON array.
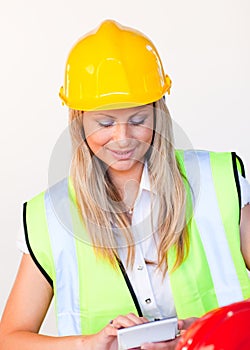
[[69, 98, 189, 274]]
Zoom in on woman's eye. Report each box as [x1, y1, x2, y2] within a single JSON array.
[[98, 120, 114, 127], [97, 116, 146, 127], [129, 118, 145, 125]]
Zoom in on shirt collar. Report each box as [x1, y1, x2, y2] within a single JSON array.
[[139, 162, 157, 194]]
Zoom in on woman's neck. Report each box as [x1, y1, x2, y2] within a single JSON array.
[[108, 161, 144, 208]]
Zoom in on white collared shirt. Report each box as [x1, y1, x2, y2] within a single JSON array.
[[117, 164, 176, 320]]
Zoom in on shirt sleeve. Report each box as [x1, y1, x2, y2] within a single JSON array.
[[239, 173, 250, 208], [16, 228, 29, 254]]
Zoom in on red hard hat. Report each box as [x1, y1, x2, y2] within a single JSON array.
[[176, 300, 250, 350]]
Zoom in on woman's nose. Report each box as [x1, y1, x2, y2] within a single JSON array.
[[113, 122, 131, 146]]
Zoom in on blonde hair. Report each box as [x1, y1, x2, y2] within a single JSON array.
[[69, 98, 189, 274]]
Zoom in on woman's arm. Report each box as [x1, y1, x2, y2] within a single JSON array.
[[240, 204, 250, 270], [0, 254, 115, 349], [0, 254, 147, 350], [0, 254, 83, 349]]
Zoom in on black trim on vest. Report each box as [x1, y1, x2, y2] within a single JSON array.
[[235, 153, 246, 178], [231, 152, 242, 224], [23, 202, 53, 287], [117, 259, 143, 317]]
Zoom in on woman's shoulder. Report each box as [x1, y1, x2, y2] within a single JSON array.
[[26, 177, 72, 207], [176, 149, 245, 176]]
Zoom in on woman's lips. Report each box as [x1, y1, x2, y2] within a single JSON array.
[[107, 148, 135, 160]]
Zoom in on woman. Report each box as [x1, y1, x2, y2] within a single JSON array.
[[0, 20, 249, 350]]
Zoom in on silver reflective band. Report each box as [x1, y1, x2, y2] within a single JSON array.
[[184, 150, 243, 305], [45, 179, 82, 335]]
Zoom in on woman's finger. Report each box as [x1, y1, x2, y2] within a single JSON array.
[[141, 338, 179, 349], [111, 313, 148, 329], [178, 317, 198, 332]]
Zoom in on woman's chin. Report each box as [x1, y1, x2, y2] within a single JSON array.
[[107, 159, 140, 173]]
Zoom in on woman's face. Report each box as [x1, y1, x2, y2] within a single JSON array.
[[83, 104, 154, 173]]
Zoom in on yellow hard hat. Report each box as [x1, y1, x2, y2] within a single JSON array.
[[59, 20, 171, 111]]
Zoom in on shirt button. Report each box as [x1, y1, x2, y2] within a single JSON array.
[[137, 265, 144, 270], [145, 298, 151, 304]]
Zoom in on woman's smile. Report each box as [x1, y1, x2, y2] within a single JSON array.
[[106, 147, 135, 160]]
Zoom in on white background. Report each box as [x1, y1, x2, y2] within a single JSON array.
[[0, 0, 249, 334]]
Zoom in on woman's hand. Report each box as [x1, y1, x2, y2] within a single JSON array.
[[139, 317, 198, 350], [80, 313, 148, 350], [79, 316, 197, 350]]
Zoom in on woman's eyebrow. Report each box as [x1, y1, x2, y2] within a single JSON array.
[[94, 113, 116, 119], [95, 108, 151, 119]]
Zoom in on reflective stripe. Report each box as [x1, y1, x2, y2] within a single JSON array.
[[184, 150, 243, 305], [45, 179, 81, 335]]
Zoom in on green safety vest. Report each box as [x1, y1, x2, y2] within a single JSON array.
[[23, 150, 250, 336]]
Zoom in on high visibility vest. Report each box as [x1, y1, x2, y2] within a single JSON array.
[[23, 150, 250, 336]]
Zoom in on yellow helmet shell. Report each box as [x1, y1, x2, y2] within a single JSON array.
[[59, 20, 171, 111]]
